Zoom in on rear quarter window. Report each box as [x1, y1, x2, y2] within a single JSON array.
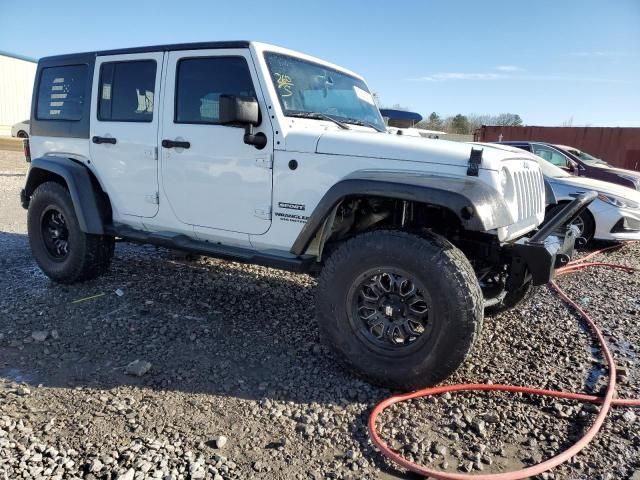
[[36, 65, 88, 121]]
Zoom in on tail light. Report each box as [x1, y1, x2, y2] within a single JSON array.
[[23, 139, 31, 163]]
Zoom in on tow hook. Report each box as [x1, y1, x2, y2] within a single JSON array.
[[555, 253, 570, 268], [575, 236, 588, 249]]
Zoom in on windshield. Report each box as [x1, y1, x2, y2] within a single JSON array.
[[569, 148, 609, 166], [264, 52, 386, 132], [535, 156, 572, 178]]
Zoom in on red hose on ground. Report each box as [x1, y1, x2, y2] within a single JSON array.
[[368, 243, 640, 479]]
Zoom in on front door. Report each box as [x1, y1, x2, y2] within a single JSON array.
[[90, 53, 163, 218], [160, 49, 273, 235]]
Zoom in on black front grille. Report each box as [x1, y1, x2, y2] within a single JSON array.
[[611, 217, 640, 233]]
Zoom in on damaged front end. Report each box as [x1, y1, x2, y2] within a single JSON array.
[[505, 191, 597, 290]]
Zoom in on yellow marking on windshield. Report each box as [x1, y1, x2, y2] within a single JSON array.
[[274, 73, 294, 97]]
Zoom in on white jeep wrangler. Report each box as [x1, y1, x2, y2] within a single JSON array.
[[21, 41, 594, 389]]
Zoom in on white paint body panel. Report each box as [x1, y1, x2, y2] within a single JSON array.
[[252, 132, 467, 249], [30, 137, 90, 162], [29, 42, 548, 255], [315, 130, 475, 167], [250, 129, 545, 249], [89, 52, 164, 220], [548, 175, 640, 241], [159, 49, 273, 237]]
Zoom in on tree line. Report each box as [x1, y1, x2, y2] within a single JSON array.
[[416, 112, 523, 135]]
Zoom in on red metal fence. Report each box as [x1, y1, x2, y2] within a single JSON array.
[[474, 126, 640, 172]]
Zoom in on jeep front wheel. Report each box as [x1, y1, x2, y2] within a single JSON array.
[[27, 181, 114, 284], [316, 230, 483, 390], [484, 280, 535, 316]]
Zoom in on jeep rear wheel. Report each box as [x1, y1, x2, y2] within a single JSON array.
[[27, 182, 114, 284], [316, 230, 483, 390]]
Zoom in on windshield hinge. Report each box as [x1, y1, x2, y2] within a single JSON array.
[[467, 148, 483, 176]]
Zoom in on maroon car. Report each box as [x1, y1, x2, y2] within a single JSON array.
[[497, 141, 640, 191]]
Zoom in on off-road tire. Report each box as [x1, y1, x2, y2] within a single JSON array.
[[27, 181, 114, 284], [316, 230, 483, 390], [485, 280, 536, 316]]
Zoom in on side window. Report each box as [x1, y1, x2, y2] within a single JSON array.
[[532, 145, 568, 167], [36, 65, 88, 120], [98, 60, 156, 122], [175, 57, 255, 124]]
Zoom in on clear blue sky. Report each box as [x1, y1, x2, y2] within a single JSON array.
[[1, 0, 638, 126]]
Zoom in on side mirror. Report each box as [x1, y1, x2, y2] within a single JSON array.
[[219, 95, 259, 126], [567, 160, 578, 173], [219, 95, 267, 149]]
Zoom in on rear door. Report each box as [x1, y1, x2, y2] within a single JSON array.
[[531, 144, 573, 171], [159, 49, 273, 235], [90, 53, 163, 218]]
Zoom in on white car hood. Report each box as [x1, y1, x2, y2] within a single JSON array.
[[284, 129, 530, 171], [550, 175, 640, 202]]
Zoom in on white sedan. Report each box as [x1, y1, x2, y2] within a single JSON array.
[[538, 159, 640, 243], [10, 120, 30, 138]]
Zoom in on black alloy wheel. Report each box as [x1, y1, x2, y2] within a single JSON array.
[[349, 270, 430, 350], [316, 230, 483, 390], [27, 181, 115, 284], [40, 207, 70, 260]]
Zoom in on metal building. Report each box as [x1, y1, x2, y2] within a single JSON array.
[[475, 125, 640, 172], [0, 51, 37, 136]]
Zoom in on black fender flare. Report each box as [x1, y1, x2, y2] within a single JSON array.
[[23, 156, 105, 234], [290, 170, 514, 255]]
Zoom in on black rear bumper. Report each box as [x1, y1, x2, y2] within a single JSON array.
[[506, 191, 597, 287]]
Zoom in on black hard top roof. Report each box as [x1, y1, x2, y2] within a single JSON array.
[[39, 40, 251, 63]]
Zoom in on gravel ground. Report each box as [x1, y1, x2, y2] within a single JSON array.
[[0, 150, 638, 479]]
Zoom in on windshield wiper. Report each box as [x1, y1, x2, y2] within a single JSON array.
[[288, 112, 350, 130], [341, 117, 386, 133]]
